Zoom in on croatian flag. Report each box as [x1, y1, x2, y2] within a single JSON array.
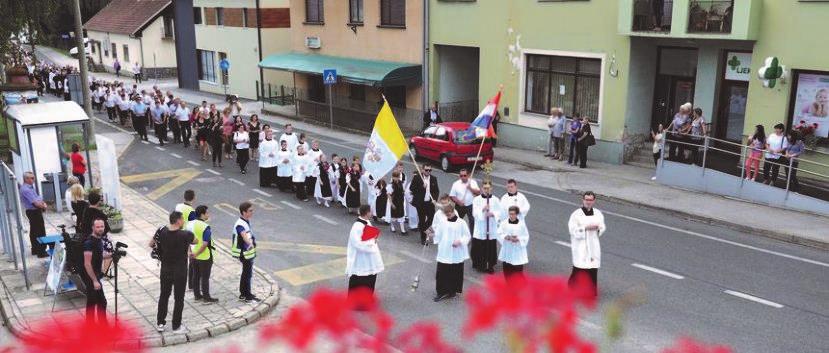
[[466, 91, 501, 139]]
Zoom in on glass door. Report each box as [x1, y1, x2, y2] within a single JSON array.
[[717, 82, 748, 141]]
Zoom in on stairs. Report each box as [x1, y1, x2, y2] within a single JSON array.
[[626, 148, 657, 169]]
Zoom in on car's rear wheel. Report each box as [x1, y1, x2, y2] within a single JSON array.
[[440, 155, 451, 172]]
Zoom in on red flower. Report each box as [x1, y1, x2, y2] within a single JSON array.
[[463, 274, 596, 353], [395, 322, 461, 353], [258, 287, 393, 353], [660, 337, 732, 353], [6, 314, 144, 353]]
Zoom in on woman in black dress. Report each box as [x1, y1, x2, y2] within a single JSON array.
[[248, 114, 261, 162], [314, 154, 334, 207], [209, 115, 225, 167], [374, 179, 388, 223], [345, 163, 362, 214], [195, 111, 211, 161], [389, 171, 406, 234], [338, 158, 349, 206]]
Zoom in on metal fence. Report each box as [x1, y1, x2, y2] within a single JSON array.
[[0, 161, 30, 289]]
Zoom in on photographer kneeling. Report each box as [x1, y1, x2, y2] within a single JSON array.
[[83, 218, 111, 324]]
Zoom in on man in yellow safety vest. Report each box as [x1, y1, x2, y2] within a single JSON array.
[[187, 205, 218, 303], [231, 201, 259, 303]]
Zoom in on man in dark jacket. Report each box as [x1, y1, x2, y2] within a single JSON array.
[[409, 165, 440, 245], [422, 101, 442, 129]]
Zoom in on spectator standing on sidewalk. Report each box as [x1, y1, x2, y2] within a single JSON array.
[[763, 123, 789, 186], [651, 123, 665, 168], [567, 115, 583, 166], [187, 206, 218, 303], [744, 125, 766, 181], [423, 101, 442, 129], [666, 103, 692, 162], [19, 172, 48, 258], [132, 62, 142, 83], [152, 211, 196, 333], [114, 58, 121, 77], [690, 108, 707, 166], [576, 117, 594, 169], [232, 202, 260, 303], [69, 143, 87, 187], [567, 191, 606, 298], [784, 130, 805, 192], [83, 219, 111, 324], [547, 108, 566, 160]]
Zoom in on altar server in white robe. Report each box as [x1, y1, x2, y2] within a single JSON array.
[[292, 145, 312, 201], [258, 131, 279, 187], [471, 181, 503, 274], [567, 191, 606, 298], [276, 140, 293, 192], [497, 206, 529, 281], [500, 179, 531, 221], [429, 204, 470, 302], [346, 205, 384, 295]]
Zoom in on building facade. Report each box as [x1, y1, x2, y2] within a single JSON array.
[[84, 0, 178, 78], [431, 0, 829, 165], [259, 0, 424, 134], [192, 0, 293, 100]]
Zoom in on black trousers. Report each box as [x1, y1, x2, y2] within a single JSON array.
[[82, 277, 107, 324], [568, 267, 598, 298], [347, 274, 377, 294], [193, 258, 213, 298], [25, 209, 47, 255], [435, 262, 464, 296], [568, 139, 580, 165], [295, 181, 308, 200], [455, 204, 475, 234], [106, 107, 116, 121], [578, 144, 589, 168], [134, 115, 148, 140], [170, 119, 181, 143], [417, 202, 436, 242], [118, 108, 129, 126], [179, 121, 192, 146], [211, 141, 223, 164], [786, 160, 800, 192], [237, 149, 250, 171], [154, 122, 167, 145], [187, 258, 196, 289], [502, 262, 525, 281], [470, 238, 498, 271], [259, 166, 275, 187], [763, 157, 783, 185], [240, 258, 254, 298], [73, 172, 86, 187], [157, 270, 187, 329], [305, 176, 317, 197], [277, 176, 292, 192]]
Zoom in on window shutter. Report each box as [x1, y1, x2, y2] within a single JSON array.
[[391, 0, 405, 26]]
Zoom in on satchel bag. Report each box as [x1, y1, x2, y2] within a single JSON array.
[[584, 134, 596, 147]]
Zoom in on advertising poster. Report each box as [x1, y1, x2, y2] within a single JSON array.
[[791, 72, 829, 138]]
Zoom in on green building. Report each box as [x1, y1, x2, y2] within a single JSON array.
[[429, 0, 829, 165]]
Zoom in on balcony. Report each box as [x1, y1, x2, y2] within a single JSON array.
[[619, 0, 762, 41]]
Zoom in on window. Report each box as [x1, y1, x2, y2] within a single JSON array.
[[305, 0, 324, 23], [193, 7, 203, 25], [349, 0, 364, 24], [524, 54, 600, 122], [788, 70, 829, 148], [163, 16, 174, 38], [380, 0, 405, 27], [91, 42, 96, 54], [242, 8, 249, 27], [216, 7, 224, 26], [104, 43, 109, 57], [111, 43, 117, 58], [219, 52, 228, 85], [123, 45, 130, 63], [197, 49, 216, 82]]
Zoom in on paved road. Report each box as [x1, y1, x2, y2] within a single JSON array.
[[87, 111, 829, 353]]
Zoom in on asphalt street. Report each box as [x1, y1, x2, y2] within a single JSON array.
[[92, 111, 829, 353]]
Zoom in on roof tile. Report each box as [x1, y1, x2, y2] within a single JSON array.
[[84, 0, 172, 35]]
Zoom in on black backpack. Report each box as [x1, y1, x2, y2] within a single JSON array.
[[150, 226, 166, 261]]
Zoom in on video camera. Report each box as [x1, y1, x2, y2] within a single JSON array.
[[112, 241, 128, 262]]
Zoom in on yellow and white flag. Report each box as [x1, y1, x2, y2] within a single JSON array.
[[362, 102, 409, 180]]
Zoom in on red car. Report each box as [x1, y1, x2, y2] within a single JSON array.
[[410, 122, 494, 172]]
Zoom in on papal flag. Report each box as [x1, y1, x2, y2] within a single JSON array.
[[362, 101, 409, 180]]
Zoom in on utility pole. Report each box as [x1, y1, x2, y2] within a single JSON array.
[[73, 0, 95, 133]]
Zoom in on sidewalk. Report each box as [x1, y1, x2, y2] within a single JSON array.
[[34, 46, 829, 250]]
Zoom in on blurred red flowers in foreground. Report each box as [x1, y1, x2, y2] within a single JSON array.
[[4, 314, 143, 353], [661, 337, 733, 353]]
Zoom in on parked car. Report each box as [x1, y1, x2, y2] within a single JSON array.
[[68, 38, 91, 57], [410, 122, 494, 172]]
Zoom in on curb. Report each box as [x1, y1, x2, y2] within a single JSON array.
[[501, 157, 829, 251]]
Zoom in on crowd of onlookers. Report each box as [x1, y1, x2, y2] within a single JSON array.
[[545, 108, 596, 169]]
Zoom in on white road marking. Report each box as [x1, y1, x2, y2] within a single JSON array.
[[313, 214, 338, 225], [723, 290, 784, 308], [92, 116, 135, 134], [280, 201, 301, 210], [205, 169, 221, 175], [170, 153, 182, 159], [155, 146, 166, 151], [187, 160, 200, 166], [554, 241, 571, 248], [252, 188, 272, 197], [140, 140, 149, 145], [228, 178, 245, 186], [631, 263, 685, 280]]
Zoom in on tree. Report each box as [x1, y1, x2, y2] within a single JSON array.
[[0, 0, 59, 67]]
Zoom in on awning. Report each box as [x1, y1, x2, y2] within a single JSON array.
[[259, 53, 422, 87]]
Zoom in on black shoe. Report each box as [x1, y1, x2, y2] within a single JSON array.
[[238, 294, 246, 302], [194, 295, 203, 301], [485, 268, 495, 274], [433, 294, 445, 302], [202, 297, 219, 303], [36, 253, 49, 258], [245, 296, 261, 303]]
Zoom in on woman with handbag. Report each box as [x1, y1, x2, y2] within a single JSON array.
[[577, 116, 595, 169]]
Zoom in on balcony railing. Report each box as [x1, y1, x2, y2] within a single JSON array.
[[632, 0, 674, 33], [687, 0, 733, 33]]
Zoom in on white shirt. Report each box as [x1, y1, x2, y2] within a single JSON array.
[[132, 64, 141, 75], [258, 139, 279, 168], [175, 107, 190, 122], [449, 179, 479, 206], [233, 131, 250, 149], [346, 219, 384, 276], [765, 133, 788, 159], [500, 192, 531, 220], [497, 218, 529, 265], [104, 94, 117, 108], [276, 149, 293, 177], [117, 98, 131, 111], [433, 216, 471, 264], [279, 133, 299, 152], [308, 148, 324, 164], [291, 153, 311, 182], [472, 195, 503, 240], [568, 208, 606, 269]]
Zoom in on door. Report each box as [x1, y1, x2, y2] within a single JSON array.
[[651, 76, 696, 130], [717, 82, 748, 141]]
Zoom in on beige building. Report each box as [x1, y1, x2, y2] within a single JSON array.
[[193, 0, 293, 100], [260, 0, 424, 133], [84, 0, 178, 78]]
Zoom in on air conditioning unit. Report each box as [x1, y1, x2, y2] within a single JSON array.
[[305, 36, 321, 49]]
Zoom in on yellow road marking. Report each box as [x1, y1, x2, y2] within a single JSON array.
[[249, 197, 283, 211], [213, 203, 240, 217], [274, 253, 403, 287], [257, 241, 346, 255], [120, 168, 202, 200]]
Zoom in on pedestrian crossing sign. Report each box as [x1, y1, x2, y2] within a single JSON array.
[[323, 69, 337, 85]]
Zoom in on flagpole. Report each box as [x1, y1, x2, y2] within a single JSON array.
[[382, 95, 426, 179], [469, 86, 502, 180]]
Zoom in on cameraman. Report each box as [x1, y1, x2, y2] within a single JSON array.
[[83, 218, 111, 324], [187, 206, 218, 303], [150, 211, 196, 333]]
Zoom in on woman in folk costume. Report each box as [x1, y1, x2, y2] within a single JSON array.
[[314, 154, 335, 207], [428, 203, 470, 302], [374, 179, 389, 223], [345, 163, 363, 214], [338, 158, 349, 207], [567, 191, 606, 298], [387, 171, 407, 234], [497, 206, 529, 281]]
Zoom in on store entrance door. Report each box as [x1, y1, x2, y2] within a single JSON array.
[[716, 81, 749, 142], [650, 47, 698, 131]]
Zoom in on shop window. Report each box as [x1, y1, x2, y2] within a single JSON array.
[[525, 54, 600, 122], [306, 0, 324, 23], [380, 0, 405, 27], [788, 70, 829, 148], [197, 49, 216, 82], [349, 0, 364, 24]]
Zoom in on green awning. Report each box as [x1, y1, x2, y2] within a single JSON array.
[[259, 52, 422, 87]]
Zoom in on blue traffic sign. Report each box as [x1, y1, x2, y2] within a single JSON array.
[[219, 59, 230, 72], [323, 69, 337, 85]]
